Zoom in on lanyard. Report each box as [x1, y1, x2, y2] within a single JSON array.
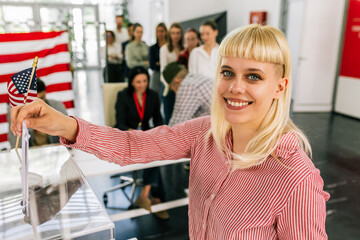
[[133, 92, 146, 126]]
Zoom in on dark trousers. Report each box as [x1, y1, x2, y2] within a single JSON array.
[[104, 63, 124, 83], [142, 167, 165, 201], [161, 84, 175, 125]]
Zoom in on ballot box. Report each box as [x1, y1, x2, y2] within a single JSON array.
[[0, 145, 114, 240]]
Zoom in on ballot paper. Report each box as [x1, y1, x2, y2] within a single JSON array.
[[21, 121, 31, 216]]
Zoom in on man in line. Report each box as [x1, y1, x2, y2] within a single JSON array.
[[114, 15, 129, 47], [162, 62, 213, 127]]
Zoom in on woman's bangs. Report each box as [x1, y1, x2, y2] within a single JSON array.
[[218, 26, 284, 66]]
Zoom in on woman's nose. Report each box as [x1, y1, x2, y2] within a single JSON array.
[[229, 78, 245, 94]]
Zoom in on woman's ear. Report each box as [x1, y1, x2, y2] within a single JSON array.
[[273, 78, 288, 99]]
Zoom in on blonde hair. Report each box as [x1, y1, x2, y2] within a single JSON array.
[[210, 24, 311, 170]]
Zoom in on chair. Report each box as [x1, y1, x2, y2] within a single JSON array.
[[102, 82, 128, 127], [101, 82, 141, 208]]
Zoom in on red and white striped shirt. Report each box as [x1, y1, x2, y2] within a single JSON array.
[[61, 116, 330, 239]]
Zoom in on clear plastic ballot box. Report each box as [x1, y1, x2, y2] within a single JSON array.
[[0, 145, 114, 240]]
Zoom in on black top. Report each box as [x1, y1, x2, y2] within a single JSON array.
[[148, 43, 161, 71], [115, 88, 163, 130]]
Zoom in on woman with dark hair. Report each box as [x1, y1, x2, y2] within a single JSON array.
[[159, 22, 184, 124], [103, 30, 123, 82], [114, 66, 168, 219], [188, 20, 219, 79], [177, 28, 200, 68], [149, 23, 168, 95], [125, 23, 149, 69], [115, 66, 162, 131]]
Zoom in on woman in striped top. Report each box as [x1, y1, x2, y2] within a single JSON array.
[[11, 24, 329, 239]]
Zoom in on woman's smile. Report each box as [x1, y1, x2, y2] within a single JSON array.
[[224, 97, 253, 110]]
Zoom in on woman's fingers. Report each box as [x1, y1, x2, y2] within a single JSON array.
[[10, 99, 46, 135], [10, 106, 23, 135], [10, 99, 78, 141]]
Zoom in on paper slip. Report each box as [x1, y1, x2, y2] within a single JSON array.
[[21, 121, 31, 216]]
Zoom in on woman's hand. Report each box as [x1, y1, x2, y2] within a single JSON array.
[[10, 99, 79, 143]]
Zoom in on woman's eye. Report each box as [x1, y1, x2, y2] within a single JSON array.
[[220, 70, 233, 77], [247, 74, 262, 81]]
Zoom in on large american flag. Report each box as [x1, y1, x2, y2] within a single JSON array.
[[0, 31, 75, 150]]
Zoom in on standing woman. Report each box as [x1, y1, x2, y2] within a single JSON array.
[[177, 28, 200, 69], [125, 23, 149, 70], [12, 25, 330, 238], [188, 20, 219, 79], [103, 30, 123, 82], [160, 22, 184, 124], [115, 66, 168, 219], [149, 23, 168, 95]]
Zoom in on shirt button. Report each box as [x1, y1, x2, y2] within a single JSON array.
[[210, 194, 215, 200], [202, 224, 205, 229]]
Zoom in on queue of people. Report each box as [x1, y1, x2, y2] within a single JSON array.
[[104, 17, 220, 125]]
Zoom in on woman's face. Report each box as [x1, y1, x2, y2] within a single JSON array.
[[217, 57, 287, 130], [184, 31, 199, 50], [106, 32, 114, 44], [170, 27, 182, 45], [156, 26, 167, 41], [200, 25, 218, 46], [134, 26, 143, 41], [132, 73, 148, 94]]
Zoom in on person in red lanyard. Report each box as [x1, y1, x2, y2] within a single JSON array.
[[114, 66, 169, 219]]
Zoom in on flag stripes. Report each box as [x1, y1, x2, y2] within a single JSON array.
[[0, 31, 64, 42], [0, 44, 68, 64], [0, 31, 74, 149]]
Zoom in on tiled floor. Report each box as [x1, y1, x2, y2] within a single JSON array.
[[73, 70, 360, 240]]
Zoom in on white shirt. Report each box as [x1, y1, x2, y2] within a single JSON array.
[[101, 44, 122, 64], [188, 44, 219, 79], [114, 27, 129, 47], [160, 44, 178, 96]]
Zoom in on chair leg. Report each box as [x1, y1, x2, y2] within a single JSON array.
[[102, 172, 142, 208]]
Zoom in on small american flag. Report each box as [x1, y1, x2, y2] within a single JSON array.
[[7, 67, 37, 107]]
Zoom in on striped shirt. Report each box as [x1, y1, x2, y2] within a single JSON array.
[[61, 116, 330, 239], [169, 73, 213, 127]]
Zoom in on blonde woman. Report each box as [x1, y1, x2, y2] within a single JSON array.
[[11, 25, 329, 239]]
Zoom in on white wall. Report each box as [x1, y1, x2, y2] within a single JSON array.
[[128, 0, 152, 44], [226, 0, 283, 31]]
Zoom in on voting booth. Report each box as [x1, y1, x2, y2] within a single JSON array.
[[0, 146, 114, 240]]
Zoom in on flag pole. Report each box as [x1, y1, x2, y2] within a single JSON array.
[[15, 56, 38, 152]]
